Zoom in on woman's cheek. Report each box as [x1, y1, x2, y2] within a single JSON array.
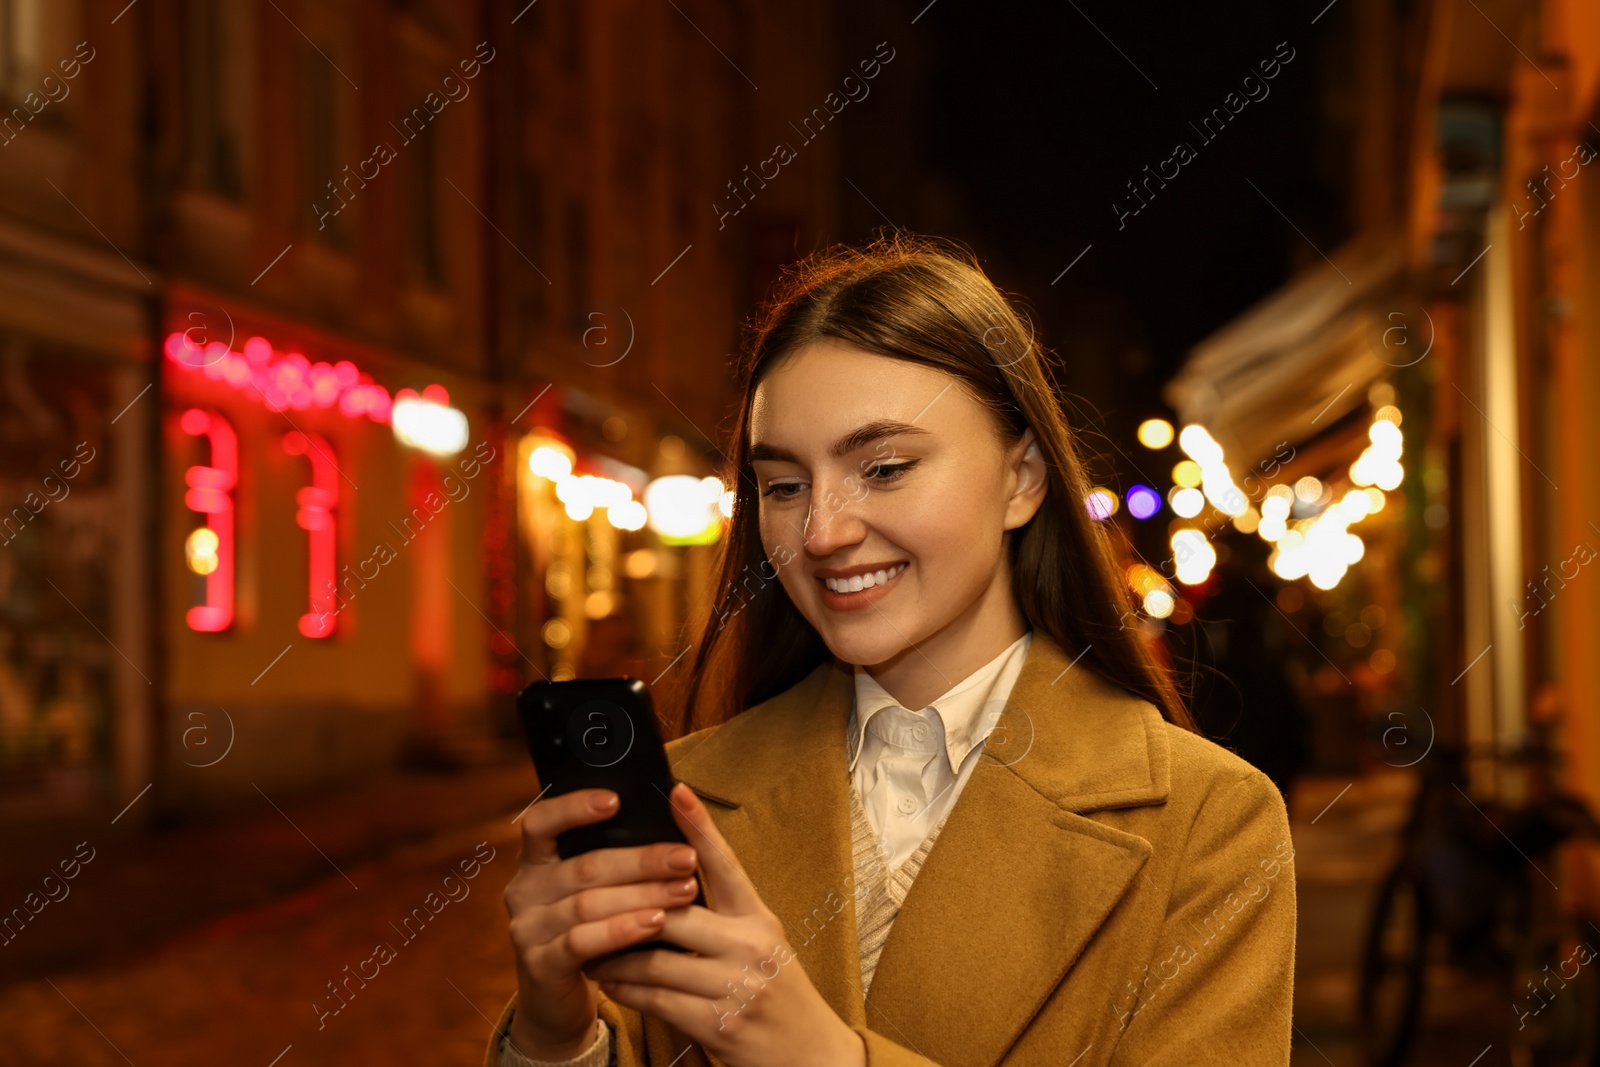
[[901, 491, 995, 589], [782, 569, 812, 616], [758, 523, 803, 594], [883, 489, 952, 556], [757, 517, 784, 569]]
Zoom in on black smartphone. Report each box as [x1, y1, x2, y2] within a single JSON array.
[[516, 676, 705, 955]]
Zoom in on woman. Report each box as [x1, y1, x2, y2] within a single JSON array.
[[489, 233, 1296, 1067]]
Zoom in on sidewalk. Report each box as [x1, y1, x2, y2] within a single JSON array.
[[0, 799, 530, 1066], [0, 746, 540, 984], [1288, 771, 1515, 1066]]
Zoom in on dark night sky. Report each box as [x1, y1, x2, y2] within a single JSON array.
[[838, 0, 1349, 428]]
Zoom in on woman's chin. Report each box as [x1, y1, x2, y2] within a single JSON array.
[[815, 623, 917, 670]]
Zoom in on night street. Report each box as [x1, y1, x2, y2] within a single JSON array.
[[3, 0, 1598, 1064]]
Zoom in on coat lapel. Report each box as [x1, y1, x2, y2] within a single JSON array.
[[670, 631, 1173, 1066], [671, 655, 870, 1032]]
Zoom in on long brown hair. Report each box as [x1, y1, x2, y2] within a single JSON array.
[[661, 231, 1195, 736]]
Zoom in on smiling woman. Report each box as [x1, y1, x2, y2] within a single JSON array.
[[490, 232, 1296, 1067], [748, 345, 1047, 692], [682, 232, 1191, 731]]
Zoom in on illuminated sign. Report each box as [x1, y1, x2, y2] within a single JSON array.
[[180, 409, 236, 632], [391, 386, 469, 456], [167, 327, 478, 636], [163, 331, 456, 427], [282, 431, 340, 638]]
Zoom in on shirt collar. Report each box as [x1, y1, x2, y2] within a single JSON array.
[[846, 630, 1033, 774]]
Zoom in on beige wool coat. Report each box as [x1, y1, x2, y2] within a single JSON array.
[[486, 630, 1297, 1066]]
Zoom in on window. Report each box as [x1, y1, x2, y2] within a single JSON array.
[[519, 164, 547, 326], [304, 44, 347, 246], [564, 195, 589, 337], [0, 0, 40, 102], [560, 4, 582, 76], [183, 0, 249, 199], [514, 0, 546, 38], [0, 0, 79, 144], [409, 123, 441, 285]]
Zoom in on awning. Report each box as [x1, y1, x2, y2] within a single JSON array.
[[1162, 230, 1408, 469]]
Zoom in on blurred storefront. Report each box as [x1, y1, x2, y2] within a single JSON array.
[[158, 285, 504, 805], [1166, 0, 1600, 912], [0, 210, 153, 824], [0, 0, 843, 830], [1164, 231, 1427, 776], [157, 334, 743, 803], [505, 383, 730, 699]]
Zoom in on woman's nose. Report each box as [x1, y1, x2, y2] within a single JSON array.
[[801, 479, 867, 556]]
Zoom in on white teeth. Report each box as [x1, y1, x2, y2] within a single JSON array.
[[824, 562, 906, 593]]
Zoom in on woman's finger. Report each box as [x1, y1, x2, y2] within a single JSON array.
[[518, 788, 618, 868], [598, 977, 743, 1036], [666, 782, 763, 915], [599, 902, 749, 960], [585, 946, 736, 1000], [523, 876, 701, 944], [526, 907, 669, 978]]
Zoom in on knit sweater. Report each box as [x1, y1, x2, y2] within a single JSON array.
[[497, 773, 950, 1066], [846, 765, 950, 997]]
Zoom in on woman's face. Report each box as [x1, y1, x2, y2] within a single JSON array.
[[748, 339, 1047, 674]]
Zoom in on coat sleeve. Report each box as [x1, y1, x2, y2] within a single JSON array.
[[1107, 767, 1297, 1066], [483, 992, 653, 1067]]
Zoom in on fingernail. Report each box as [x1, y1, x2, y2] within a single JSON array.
[[669, 877, 697, 894], [594, 792, 617, 811], [666, 847, 697, 872], [641, 910, 665, 927]]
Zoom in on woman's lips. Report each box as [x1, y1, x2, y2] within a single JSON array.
[[816, 562, 908, 613]]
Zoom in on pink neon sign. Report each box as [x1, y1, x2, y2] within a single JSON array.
[[282, 431, 340, 639], [180, 409, 236, 632], [163, 332, 403, 424], [167, 329, 460, 637]]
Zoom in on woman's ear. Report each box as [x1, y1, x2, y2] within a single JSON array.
[[1003, 428, 1049, 530]]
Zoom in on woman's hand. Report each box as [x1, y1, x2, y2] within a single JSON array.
[[583, 783, 867, 1067], [502, 787, 706, 1059]]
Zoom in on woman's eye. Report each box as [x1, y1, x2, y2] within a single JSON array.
[[761, 481, 805, 500], [760, 461, 915, 500], [864, 461, 917, 483]]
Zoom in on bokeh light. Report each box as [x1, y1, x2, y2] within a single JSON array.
[[1126, 484, 1161, 520], [1137, 418, 1175, 449]]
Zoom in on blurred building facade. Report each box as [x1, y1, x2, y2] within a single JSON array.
[[0, 0, 840, 826], [1168, 0, 1600, 911]]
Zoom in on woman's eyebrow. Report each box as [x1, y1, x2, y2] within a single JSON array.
[[750, 420, 930, 463]]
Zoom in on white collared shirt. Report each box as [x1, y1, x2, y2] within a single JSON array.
[[846, 630, 1032, 871]]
